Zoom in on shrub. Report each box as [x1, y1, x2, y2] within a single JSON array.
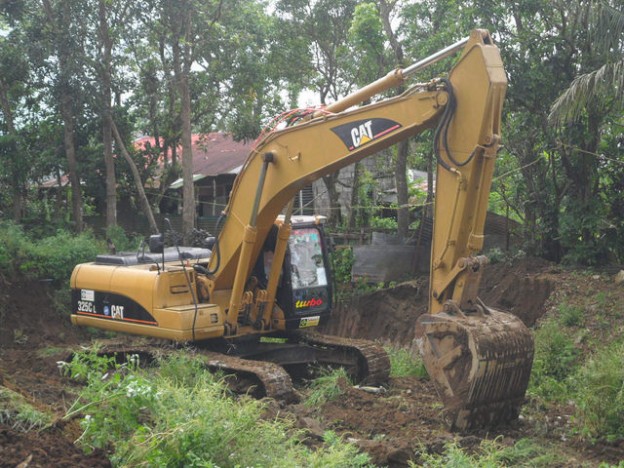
[[0, 222, 102, 283], [105, 225, 144, 253], [558, 303, 584, 327], [20, 230, 102, 283], [330, 246, 354, 293]]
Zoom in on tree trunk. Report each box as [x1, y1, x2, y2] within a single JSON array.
[[180, 73, 195, 237], [111, 120, 159, 234], [322, 173, 342, 226], [99, 0, 116, 229], [59, 91, 83, 232], [42, 0, 83, 232], [379, 0, 409, 240], [173, 7, 196, 240], [0, 79, 25, 223]]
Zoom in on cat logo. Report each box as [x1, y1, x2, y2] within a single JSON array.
[[351, 120, 374, 148], [331, 118, 402, 151], [111, 305, 125, 320]]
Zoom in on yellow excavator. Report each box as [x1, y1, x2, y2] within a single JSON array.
[[70, 30, 533, 430]]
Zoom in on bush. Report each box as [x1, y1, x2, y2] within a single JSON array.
[[20, 230, 102, 283], [572, 342, 624, 442], [0, 222, 30, 275], [0, 222, 102, 283], [330, 246, 353, 287], [558, 303, 584, 327]]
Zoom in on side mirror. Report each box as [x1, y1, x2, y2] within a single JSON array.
[[149, 234, 164, 253]]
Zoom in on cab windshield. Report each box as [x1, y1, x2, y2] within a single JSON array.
[[289, 228, 327, 289]]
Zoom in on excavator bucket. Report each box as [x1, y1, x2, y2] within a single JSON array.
[[415, 307, 533, 431]]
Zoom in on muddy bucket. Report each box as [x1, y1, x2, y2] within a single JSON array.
[[415, 305, 534, 430]]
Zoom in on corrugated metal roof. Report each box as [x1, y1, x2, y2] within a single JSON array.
[[135, 133, 253, 178]]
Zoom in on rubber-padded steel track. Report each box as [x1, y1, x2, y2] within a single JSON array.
[[295, 331, 391, 385], [72, 333, 390, 404], [87, 342, 298, 403]]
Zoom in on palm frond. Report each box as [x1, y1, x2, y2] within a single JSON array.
[[549, 59, 624, 124], [593, 3, 624, 52]]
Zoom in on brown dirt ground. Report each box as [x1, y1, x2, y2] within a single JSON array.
[[1, 258, 623, 467]]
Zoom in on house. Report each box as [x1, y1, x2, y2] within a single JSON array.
[[134, 133, 253, 223]]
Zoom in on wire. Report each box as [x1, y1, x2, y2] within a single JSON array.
[[433, 78, 478, 171]]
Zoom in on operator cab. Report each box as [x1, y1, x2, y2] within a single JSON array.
[[255, 216, 333, 329]]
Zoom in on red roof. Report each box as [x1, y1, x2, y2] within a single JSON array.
[[135, 133, 253, 177]]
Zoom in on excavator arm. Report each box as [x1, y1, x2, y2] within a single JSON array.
[[204, 29, 533, 430]]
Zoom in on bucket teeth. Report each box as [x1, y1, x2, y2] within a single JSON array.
[[415, 308, 534, 431]]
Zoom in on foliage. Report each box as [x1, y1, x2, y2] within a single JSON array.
[[414, 437, 558, 467], [572, 342, 624, 442], [305, 367, 352, 407], [0, 221, 102, 283], [105, 225, 144, 253], [558, 303, 584, 328], [329, 246, 354, 287], [528, 318, 579, 401], [386, 347, 428, 379], [370, 216, 398, 230], [63, 350, 371, 467]]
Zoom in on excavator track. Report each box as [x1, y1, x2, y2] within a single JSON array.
[[79, 341, 298, 403], [68, 333, 390, 403], [294, 331, 391, 385], [416, 307, 534, 431]]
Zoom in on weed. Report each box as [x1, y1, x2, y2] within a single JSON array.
[[305, 367, 352, 407], [414, 437, 560, 467], [386, 347, 428, 379], [572, 341, 624, 442], [12, 329, 28, 345], [0, 387, 52, 432], [558, 303, 584, 327], [528, 318, 578, 401]]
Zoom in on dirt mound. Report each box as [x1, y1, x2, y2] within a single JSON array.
[[0, 279, 85, 348], [321, 257, 555, 350]]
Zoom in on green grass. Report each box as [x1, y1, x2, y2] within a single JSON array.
[[414, 437, 560, 467], [0, 386, 53, 432], [304, 367, 352, 407], [63, 350, 371, 467], [386, 347, 428, 379], [572, 341, 624, 442], [528, 318, 579, 401]]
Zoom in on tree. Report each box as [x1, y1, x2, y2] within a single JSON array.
[[39, 0, 89, 232], [275, 0, 360, 225], [0, 29, 31, 222]]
